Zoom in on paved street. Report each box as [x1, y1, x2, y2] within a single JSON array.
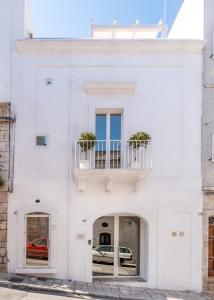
[[0, 273, 213, 300], [0, 287, 102, 300]]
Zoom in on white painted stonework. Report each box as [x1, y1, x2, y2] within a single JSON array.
[[169, 0, 204, 39], [0, 0, 204, 291]]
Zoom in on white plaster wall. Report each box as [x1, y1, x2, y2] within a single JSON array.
[[168, 0, 204, 39], [0, 1, 12, 101], [0, 0, 34, 101], [7, 49, 203, 291]]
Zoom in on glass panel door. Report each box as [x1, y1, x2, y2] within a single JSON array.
[[92, 216, 114, 276], [93, 215, 140, 278], [118, 216, 140, 276], [110, 114, 121, 168]]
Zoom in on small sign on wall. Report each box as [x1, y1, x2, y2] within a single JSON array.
[[171, 231, 185, 237], [75, 233, 85, 240]]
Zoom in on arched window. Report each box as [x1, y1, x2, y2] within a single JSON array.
[[99, 232, 111, 245], [25, 212, 50, 267]]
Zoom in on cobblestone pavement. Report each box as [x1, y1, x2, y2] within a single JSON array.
[[0, 273, 213, 300]]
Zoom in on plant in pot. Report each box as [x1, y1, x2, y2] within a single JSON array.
[[78, 131, 96, 169], [128, 131, 151, 169]]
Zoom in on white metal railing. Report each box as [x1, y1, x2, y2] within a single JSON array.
[[74, 140, 152, 170]]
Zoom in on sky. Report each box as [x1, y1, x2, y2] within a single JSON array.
[[29, 0, 183, 38]]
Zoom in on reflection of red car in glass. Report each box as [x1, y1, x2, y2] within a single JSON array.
[[26, 237, 48, 260]]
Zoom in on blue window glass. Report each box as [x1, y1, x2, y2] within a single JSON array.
[[110, 114, 121, 140], [96, 114, 106, 140]]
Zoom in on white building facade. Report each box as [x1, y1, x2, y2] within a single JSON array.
[[169, 0, 214, 291], [0, 0, 204, 291]]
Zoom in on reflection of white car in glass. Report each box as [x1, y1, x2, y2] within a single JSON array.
[[92, 245, 132, 266]]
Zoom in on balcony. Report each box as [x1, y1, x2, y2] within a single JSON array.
[[74, 140, 152, 191]]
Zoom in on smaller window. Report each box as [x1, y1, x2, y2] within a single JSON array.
[[102, 222, 108, 228], [36, 136, 48, 147]]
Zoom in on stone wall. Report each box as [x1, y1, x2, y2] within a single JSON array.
[[203, 195, 214, 290], [202, 0, 214, 291], [0, 103, 11, 272]]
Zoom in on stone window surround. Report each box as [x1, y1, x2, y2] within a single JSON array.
[[14, 205, 57, 274]]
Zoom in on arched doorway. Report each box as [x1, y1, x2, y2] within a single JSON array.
[[92, 214, 147, 278]]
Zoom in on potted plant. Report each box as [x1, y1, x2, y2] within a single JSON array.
[[78, 131, 96, 169], [128, 131, 151, 169]]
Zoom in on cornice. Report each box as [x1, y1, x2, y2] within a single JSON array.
[[16, 39, 205, 55]]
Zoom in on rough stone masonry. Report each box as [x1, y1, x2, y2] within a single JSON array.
[[0, 103, 12, 272]]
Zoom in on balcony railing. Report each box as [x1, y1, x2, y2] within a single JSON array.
[[74, 140, 152, 170]]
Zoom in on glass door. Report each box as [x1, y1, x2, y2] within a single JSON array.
[[95, 113, 121, 169], [118, 216, 140, 276], [92, 216, 114, 276], [110, 114, 121, 169], [92, 215, 140, 278], [95, 114, 107, 169]]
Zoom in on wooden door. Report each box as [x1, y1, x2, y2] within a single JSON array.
[[208, 218, 214, 276]]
